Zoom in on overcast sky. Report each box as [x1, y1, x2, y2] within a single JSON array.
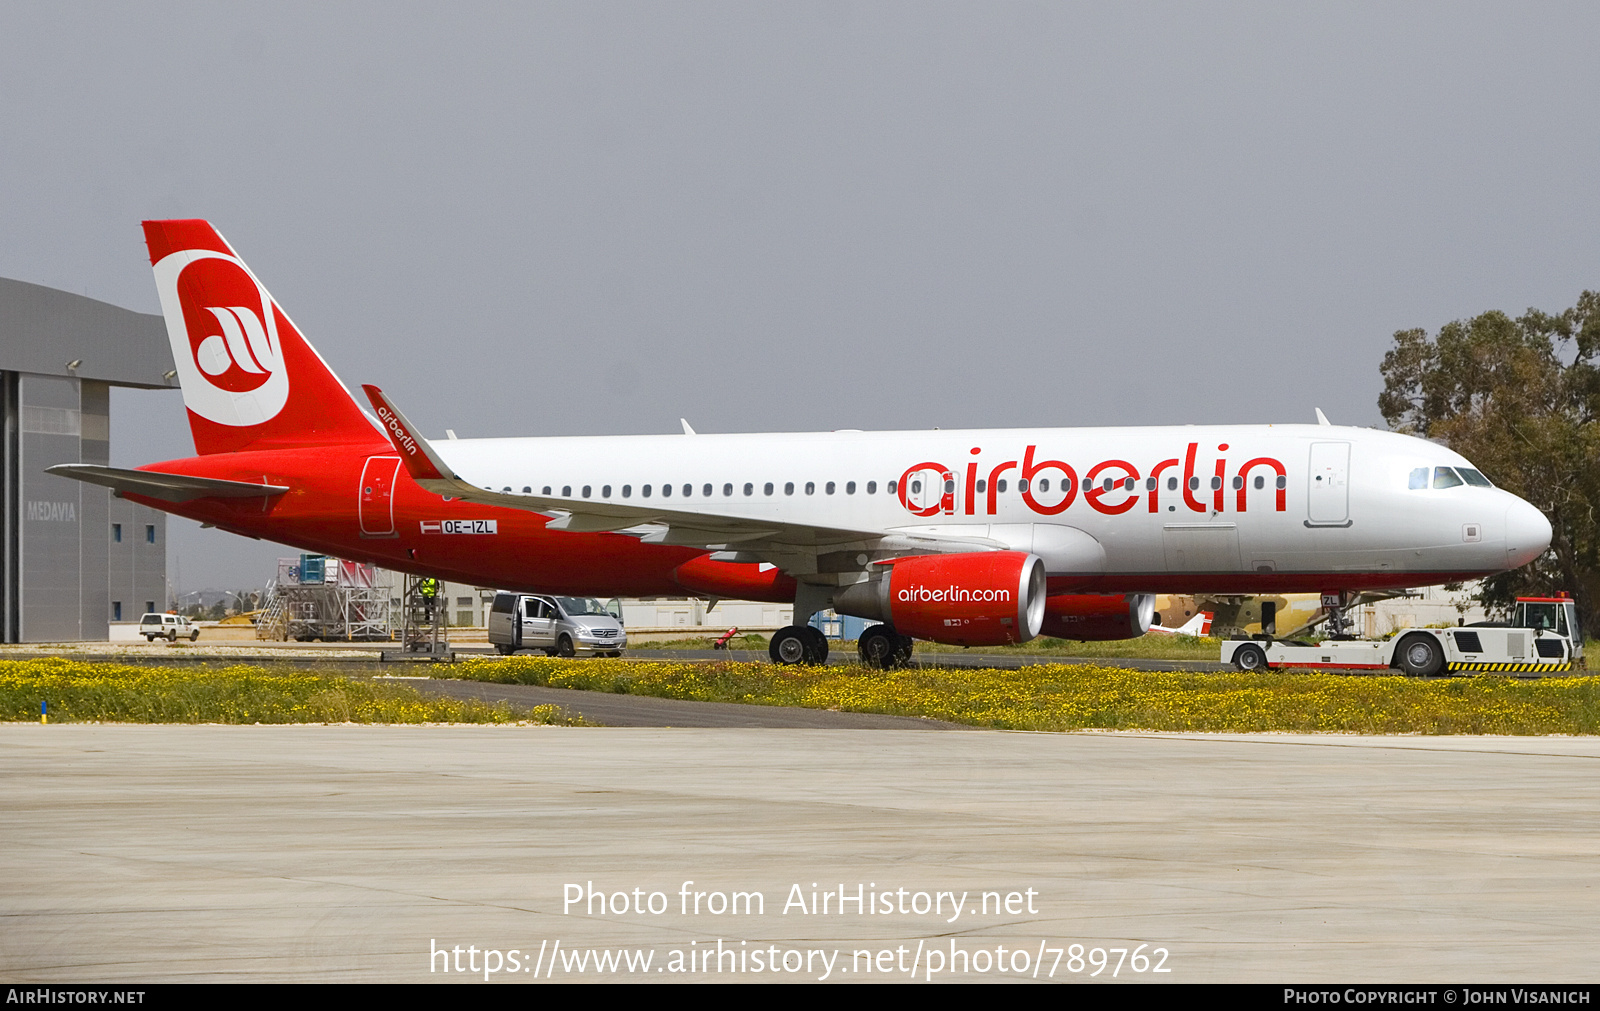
[[3, 3, 1597, 591]]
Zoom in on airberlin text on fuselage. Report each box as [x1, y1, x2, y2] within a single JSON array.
[[898, 442, 1289, 518]]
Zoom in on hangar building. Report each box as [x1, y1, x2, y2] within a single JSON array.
[[2, 278, 174, 642]]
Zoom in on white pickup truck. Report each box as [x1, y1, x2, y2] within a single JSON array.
[[1221, 596, 1582, 675], [139, 612, 199, 642]]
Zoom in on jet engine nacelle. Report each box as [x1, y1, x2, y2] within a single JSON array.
[[833, 551, 1046, 646], [1040, 593, 1156, 641]]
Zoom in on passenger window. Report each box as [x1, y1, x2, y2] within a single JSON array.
[[1167, 477, 1178, 491], [582, 485, 591, 498], [849, 481, 858, 494], [522, 486, 531, 493], [910, 480, 920, 493], [1038, 478, 1050, 492], [763, 483, 773, 495], [1210, 476, 1222, 490], [621, 485, 632, 498], [1409, 467, 1429, 490], [684, 484, 693, 497], [660, 484, 669, 497], [887, 480, 897, 494], [744, 483, 754, 496], [996, 479, 1006, 493], [643, 485, 653, 498], [1123, 477, 1135, 491], [1019, 479, 1029, 493], [805, 481, 815, 495], [602, 485, 612, 497], [1145, 477, 1156, 491], [866, 481, 876, 494], [1433, 467, 1464, 489], [723, 483, 733, 496], [826, 482, 836, 495], [784, 482, 794, 495], [976, 479, 986, 493], [1253, 476, 1264, 489]]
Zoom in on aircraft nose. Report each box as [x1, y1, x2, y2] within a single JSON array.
[[1503, 498, 1552, 569]]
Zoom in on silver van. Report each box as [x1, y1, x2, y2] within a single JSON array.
[[487, 593, 627, 657]]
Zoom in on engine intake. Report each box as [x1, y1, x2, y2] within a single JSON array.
[[834, 551, 1046, 647]]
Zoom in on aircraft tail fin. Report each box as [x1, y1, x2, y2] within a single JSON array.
[[1152, 610, 1214, 636], [142, 219, 380, 455]]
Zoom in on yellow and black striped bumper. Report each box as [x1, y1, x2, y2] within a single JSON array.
[[1447, 661, 1571, 672]]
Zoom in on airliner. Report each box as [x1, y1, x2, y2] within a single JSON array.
[[50, 220, 1553, 667]]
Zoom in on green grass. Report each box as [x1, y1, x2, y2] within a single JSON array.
[[446, 654, 1600, 735], [0, 657, 587, 725]]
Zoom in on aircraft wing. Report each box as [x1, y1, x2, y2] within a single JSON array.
[[361, 386, 999, 556], [45, 464, 290, 503]]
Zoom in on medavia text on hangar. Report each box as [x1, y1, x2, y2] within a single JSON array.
[[1, 277, 173, 642]]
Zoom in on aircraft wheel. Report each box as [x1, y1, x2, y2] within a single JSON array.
[[859, 625, 897, 669], [555, 635, 576, 658], [1233, 643, 1268, 672], [1397, 634, 1444, 676], [800, 626, 829, 664], [769, 627, 810, 666], [859, 625, 913, 669]]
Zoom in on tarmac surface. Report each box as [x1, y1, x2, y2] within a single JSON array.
[[5, 724, 1600, 983]]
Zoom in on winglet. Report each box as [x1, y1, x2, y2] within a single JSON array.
[[361, 385, 453, 483]]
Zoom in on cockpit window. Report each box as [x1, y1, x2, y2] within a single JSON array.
[[1409, 467, 1429, 490], [1457, 468, 1493, 487], [1433, 467, 1464, 489]]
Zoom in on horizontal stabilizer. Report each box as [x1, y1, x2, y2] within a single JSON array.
[[46, 464, 290, 503]]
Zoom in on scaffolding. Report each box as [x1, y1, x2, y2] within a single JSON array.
[[256, 555, 393, 641], [399, 573, 448, 653]]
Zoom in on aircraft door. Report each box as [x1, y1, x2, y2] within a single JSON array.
[[359, 456, 402, 537], [906, 466, 954, 515], [1307, 442, 1350, 524]]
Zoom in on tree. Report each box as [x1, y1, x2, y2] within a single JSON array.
[[1379, 291, 1600, 632]]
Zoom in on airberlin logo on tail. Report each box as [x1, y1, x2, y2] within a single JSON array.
[[374, 405, 419, 457], [152, 248, 289, 427]]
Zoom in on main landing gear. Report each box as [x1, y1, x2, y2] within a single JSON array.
[[769, 625, 829, 665], [858, 624, 914, 670]]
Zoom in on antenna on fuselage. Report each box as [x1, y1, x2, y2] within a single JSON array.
[[681, 419, 696, 436], [1314, 408, 1331, 426]]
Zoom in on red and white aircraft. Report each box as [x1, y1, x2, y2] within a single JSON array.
[[52, 220, 1553, 666]]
